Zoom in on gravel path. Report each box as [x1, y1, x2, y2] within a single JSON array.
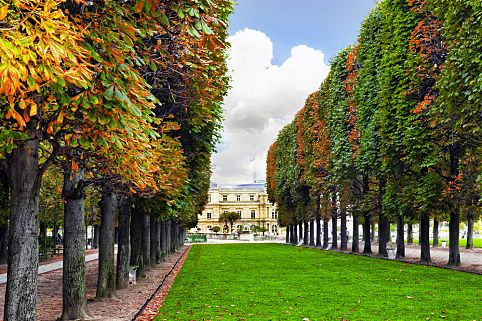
[[0, 246, 189, 321]]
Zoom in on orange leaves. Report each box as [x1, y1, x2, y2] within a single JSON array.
[[0, 4, 8, 20]]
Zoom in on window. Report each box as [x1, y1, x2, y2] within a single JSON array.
[[222, 195, 227, 202], [251, 210, 256, 219], [237, 210, 242, 217], [223, 210, 228, 214], [207, 225, 212, 230], [208, 196, 211, 203], [272, 225, 278, 233], [207, 212, 211, 219], [249, 195, 254, 201], [271, 211, 275, 219], [236, 194, 241, 201]]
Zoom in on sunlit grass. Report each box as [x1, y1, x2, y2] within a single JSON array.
[[156, 243, 482, 321]]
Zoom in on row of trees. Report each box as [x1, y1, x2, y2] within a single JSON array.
[[0, 0, 233, 320], [267, 0, 481, 265]]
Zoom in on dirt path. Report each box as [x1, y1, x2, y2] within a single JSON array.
[[0, 246, 190, 321]]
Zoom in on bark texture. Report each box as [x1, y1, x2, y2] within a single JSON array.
[[331, 197, 337, 250], [5, 127, 40, 321], [0, 223, 7, 265], [61, 168, 91, 320], [352, 214, 359, 253], [433, 218, 439, 247], [322, 218, 329, 249], [407, 223, 413, 244], [130, 206, 144, 277], [142, 212, 151, 269], [309, 220, 315, 247], [150, 214, 157, 264], [340, 208, 347, 251], [448, 208, 460, 266], [396, 215, 405, 258], [96, 188, 117, 300], [303, 220, 309, 246], [378, 214, 388, 257], [362, 213, 372, 254], [466, 209, 474, 249], [116, 197, 130, 290], [420, 213, 431, 263]]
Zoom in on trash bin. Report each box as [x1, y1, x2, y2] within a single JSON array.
[[129, 266, 138, 285], [387, 248, 396, 260]]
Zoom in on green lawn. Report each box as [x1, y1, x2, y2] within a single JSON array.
[[156, 244, 482, 321], [412, 238, 482, 248]]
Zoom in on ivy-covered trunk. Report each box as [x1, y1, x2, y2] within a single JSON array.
[[340, 208, 347, 251], [130, 206, 144, 277], [141, 211, 151, 270], [96, 188, 117, 300], [323, 218, 329, 249], [150, 215, 158, 264], [5, 126, 40, 321], [116, 196, 130, 290], [309, 220, 315, 246], [407, 223, 413, 244], [378, 214, 388, 257], [362, 213, 372, 254], [420, 213, 431, 263], [466, 209, 474, 249], [303, 220, 309, 246], [396, 215, 405, 258], [352, 214, 359, 253], [61, 167, 91, 320], [433, 218, 439, 247]]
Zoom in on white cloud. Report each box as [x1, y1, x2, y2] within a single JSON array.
[[211, 28, 330, 185]]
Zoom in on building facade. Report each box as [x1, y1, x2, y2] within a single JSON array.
[[191, 182, 282, 235]]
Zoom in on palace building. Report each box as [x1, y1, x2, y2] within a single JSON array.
[[192, 181, 282, 235]]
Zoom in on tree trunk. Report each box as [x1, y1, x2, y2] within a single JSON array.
[[448, 208, 460, 266], [420, 213, 431, 263], [150, 214, 157, 265], [142, 211, 151, 270], [396, 215, 405, 258], [92, 225, 99, 249], [166, 220, 172, 254], [323, 218, 329, 249], [116, 196, 130, 290], [362, 213, 372, 254], [352, 214, 359, 253], [0, 222, 7, 264], [370, 216, 376, 242], [433, 218, 439, 247], [96, 188, 117, 300], [285, 225, 290, 244], [159, 219, 167, 257], [407, 223, 413, 245], [39, 222, 47, 258], [292, 224, 297, 245], [298, 221, 302, 243], [331, 196, 337, 250], [466, 209, 474, 249], [378, 214, 388, 257], [303, 220, 309, 246], [5, 127, 40, 321], [130, 206, 144, 277], [340, 208, 347, 251], [61, 168, 92, 320], [315, 215, 321, 247], [156, 217, 161, 263], [309, 220, 315, 246]]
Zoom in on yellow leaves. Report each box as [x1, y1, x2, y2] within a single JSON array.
[[0, 4, 8, 20]]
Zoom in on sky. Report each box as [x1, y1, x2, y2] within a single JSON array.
[[211, 0, 378, 185]]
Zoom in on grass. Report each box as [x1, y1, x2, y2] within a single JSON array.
[[156, 244, 482, 321], [412, 238, 482, 248]]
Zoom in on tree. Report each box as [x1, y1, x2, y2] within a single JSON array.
[[219, 212, 241, 234]]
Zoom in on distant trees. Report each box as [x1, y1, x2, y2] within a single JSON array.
[[219, 211, 241, 234], [267, 0, 481, 266]]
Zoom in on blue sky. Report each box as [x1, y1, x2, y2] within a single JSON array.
[[212, 0, 379, 184], [228, 0, 378, 65]]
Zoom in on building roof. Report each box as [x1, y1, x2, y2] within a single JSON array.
[[210, 181, 266, 192]]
